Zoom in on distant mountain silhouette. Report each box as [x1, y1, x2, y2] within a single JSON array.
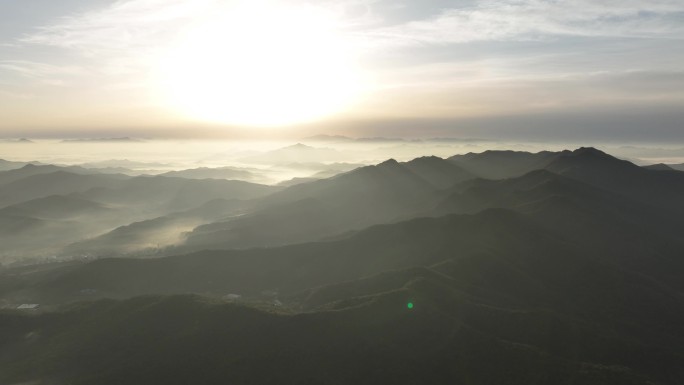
[[302, 134, 355, 142], [403, 155, 474, 188], [79, 159, 171, 169], [447, 147, 684, 210], [3, 148, 683, 262], [275, 162, 364, 185], [0, 170, 276, 259], [0, 170, 124, 207], [643, 163, 676, 171], [1, 147, 684, 384], [161, 166, 256, 181], [0, 158, 33, 172], [61, 137, 143, 143], [449, 149, 560, 179], [181, 158, 451, 250], [0, 164, 100, 186], [82, 175, 276, 213], [668, 162, 684, 171], [302, 134, 409, 143], [179, 148, 684, 252], [544, 147, 684, 209], [275, 176, 319, 187], [240, 143, 347, 164], [0, 194, 109, 220]]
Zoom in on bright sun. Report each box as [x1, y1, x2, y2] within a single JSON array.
[[156, 2, 364, 127]]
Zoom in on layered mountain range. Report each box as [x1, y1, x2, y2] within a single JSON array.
[[1, 147, 683, 384]]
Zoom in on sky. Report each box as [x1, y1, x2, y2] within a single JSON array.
[[0, 0, 683, 141]]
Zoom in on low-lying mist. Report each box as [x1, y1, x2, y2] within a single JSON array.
[[3, 137, 684, 184], [1, 137, 684, 265]]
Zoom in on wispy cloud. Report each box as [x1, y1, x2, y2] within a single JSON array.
[[18, 0, 218, 77], [4, 0, 684, 137], [22, 0, 684, 68], [364, 0, 684, 46], [21, 0, 213, 52], [0, 60, 82, 86]]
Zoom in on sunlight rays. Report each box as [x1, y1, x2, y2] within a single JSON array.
[[154, 2, 365, 127]]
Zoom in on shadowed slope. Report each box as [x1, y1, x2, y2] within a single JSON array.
[[448, 150, 561, 179], [182, 159, 447, 250]]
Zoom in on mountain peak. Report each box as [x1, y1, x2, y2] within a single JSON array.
[[286, 143, 311, 149], [571, 147, 610, 158], [378, 158, 400, 167], [546, 146, 638, 177], [644, 163, 675, 171], [410, 155, 443, 163]]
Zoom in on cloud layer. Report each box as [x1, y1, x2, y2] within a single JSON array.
[[0, 0, 683, 140], [365, 0, 684, 45]]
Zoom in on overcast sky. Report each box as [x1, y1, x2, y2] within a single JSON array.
[[1, 0, 683, 141]]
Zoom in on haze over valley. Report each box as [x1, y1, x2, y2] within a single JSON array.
[[1, 140, 684, 384], [0, 138, 683, 263], [2, 0, 684, 384]]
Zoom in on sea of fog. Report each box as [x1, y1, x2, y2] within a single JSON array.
[[1, 138, 683, 184]]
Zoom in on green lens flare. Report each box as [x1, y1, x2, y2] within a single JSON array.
[[407, 302, 414, 309]]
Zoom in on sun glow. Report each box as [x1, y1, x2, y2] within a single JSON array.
[[156, 2, 364, 127]]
